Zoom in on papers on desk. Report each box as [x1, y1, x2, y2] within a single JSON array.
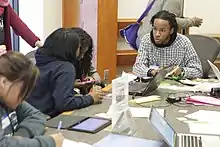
[[179, 79, 202, 86], [159, 82, 220, 92], [62, 139, 92, 147], [185, 110, 220, 123], [201, 136, 220, 147], [134, 95, 161, 104], [158, 84, 195, 91], [95, 107, 164, 118], [121, 71, 137, 82], [186, 95, 220, 106], [130, 107, 164, 118], [184, 110, 220, 135], [187, 121, 220, 135], [94, 134, 166, 147]]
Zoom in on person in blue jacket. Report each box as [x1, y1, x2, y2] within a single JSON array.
[[27, 28, 104, 118]]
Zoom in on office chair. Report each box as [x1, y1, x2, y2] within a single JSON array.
[[25, 50, 37, 64], [186, 35, 220, 78]]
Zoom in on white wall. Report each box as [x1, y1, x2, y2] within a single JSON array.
[[118, 0, 148, 19], [43, 0, 62, 39], [184, 0, 220, 34], [118, 0, 220, 35], [19, 0, 62, 55]]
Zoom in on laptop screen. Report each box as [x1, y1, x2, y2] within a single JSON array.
[[149, 108, 175, 147]]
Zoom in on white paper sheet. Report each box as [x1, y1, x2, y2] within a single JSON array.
[[178, 110, 188, 114], [159, 80, 220, 92], [188, 121, 220, 135], [185, 110, 220, 123], [62, 139, 92, 147], [100, 107, 164, 118], [176, 117, 188, 121], [179, 79, 202, 85], [130, 107, 164, 118], [201, 136, 220, 147], [121, 71, 137, 82]]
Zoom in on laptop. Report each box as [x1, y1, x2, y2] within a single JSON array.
[[149, 107, 220, 147], [129, 68, 168, 96], [207, 59, 220, 80]]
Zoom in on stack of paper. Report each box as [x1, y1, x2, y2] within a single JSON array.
[[185, 110, 220, 123], [184, 110, 220, 135]]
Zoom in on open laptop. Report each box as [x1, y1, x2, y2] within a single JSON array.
[[207, 59, 220, 80], [129, 68, 168, 96], [149, 107, 220, 147]]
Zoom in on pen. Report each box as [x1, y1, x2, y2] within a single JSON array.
[[57, 121, 62, 132]]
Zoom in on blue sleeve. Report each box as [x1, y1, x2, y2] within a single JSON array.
[[51, 64, 94, 113]]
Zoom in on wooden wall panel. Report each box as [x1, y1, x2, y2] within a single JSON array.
[[97, 0, 118, 80], [62, 0, 80, 28]]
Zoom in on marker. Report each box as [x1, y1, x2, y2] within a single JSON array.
[[57, 121, 62, 132]]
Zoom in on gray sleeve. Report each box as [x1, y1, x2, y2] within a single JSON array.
[[176, 17, 194, 29], [162, 0, 181, 17], [88, 65, 101, 83], [14, 102, 47, 137], [88, 65, 97, 76], [0, 130, 55, 147], [162, 0, 194, 28]]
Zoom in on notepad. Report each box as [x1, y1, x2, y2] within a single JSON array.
[[134, 95, 161, 104]]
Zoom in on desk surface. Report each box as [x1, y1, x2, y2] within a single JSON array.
[[46, 88, 220, 145]]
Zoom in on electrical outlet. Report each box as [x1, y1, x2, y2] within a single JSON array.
[[104, 69, 109, 80]]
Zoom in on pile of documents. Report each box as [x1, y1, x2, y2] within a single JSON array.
[[184, 110, 220, 135]]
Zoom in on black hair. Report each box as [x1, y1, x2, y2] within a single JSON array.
[[150, 10, 178, 47], [71, 27, 93, 78], [39, 28, 80, 65]]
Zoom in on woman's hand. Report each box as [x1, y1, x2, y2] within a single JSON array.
[[0, 45, 6, 56], [35, 40, 44, 48]]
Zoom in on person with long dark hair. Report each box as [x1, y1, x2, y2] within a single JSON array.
[[71, 28, 101, 94], [27, 28, 104, 118], [133, 10, 203, 79]]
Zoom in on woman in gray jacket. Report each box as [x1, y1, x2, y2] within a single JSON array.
[[0, 52, 63, 147], [137, 0, 203, 48]]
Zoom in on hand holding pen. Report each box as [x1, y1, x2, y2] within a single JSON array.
[[49, 121, 64, 147], [57, 121, 62, 132]]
